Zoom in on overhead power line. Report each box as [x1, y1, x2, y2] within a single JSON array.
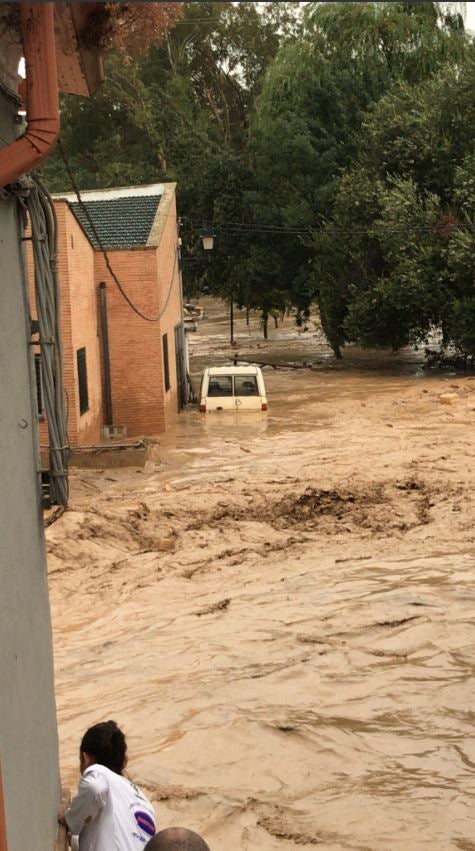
[[58, 140, 178, 323], [181, 215, 474, 238], [57, 143, 473, 269]]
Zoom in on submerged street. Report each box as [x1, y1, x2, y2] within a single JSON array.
[[49, 304, 475, 850]]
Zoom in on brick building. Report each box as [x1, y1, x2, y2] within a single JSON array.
[[33, 182, 186, 445]]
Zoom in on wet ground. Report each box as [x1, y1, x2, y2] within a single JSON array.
[[48, 303, 475, 850]]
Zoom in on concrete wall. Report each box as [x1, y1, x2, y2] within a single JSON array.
[[0, 95, 59, 851]]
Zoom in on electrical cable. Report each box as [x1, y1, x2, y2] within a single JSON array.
[[181, 216, 474, 237], [44, 504, 66, 527], [31, 177, 69, 508], [58, 139, 179, 323], [52, 142, 475, 242], [0, 78, 22, 107], [51, 147, 475, 242], [19, 175, 69, 509]]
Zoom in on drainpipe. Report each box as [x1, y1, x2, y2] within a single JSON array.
[[0, 3, 59, 187], [99, 282, 113, 426]]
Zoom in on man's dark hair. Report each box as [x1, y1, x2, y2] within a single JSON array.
[[145, 827, 210, 851], [80, 720, 127, 775]]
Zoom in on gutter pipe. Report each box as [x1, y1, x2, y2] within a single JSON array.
[[0, 3, 59, 187], [99, 282, 114, 426]]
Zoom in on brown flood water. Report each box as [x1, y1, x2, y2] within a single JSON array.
[[48, 302, 475, 850]]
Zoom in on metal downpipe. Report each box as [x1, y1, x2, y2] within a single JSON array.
[[0, 3, 59, 187]]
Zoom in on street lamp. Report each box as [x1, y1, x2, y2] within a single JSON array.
[[199, 225, 215, 251], [198, 225, 235, 344]]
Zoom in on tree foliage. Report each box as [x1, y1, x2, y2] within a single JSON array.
[[249, 1, 472, 346], [42, 1, 475, 352], [82, 3, 183, 55], [313, 45, 475, 356]]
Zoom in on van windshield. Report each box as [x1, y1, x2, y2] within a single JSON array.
[[234, 375, 259, 396], [206, 374, 259, 397], [207, 375, 233, 396]]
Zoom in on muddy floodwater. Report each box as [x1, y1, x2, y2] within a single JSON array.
[[48, 302, 475, 850]]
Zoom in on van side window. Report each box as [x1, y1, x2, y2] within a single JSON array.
[[234, 375, 259, 396], [208, 376, 233, 396]]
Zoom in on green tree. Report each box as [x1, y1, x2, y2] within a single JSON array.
[[42, 1, 474, 353], [322, 47, 475, 354], [248, 1, 469, 343], [42, 1, 300, 330], [304, 1, 466, 85], [310, 169, 383, 357], [343, 177, 446, 350], [442, 151, 475, 354]]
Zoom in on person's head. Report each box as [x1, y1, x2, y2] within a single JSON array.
[[144, 827, 210, 851], [79, 720, 127, 775]]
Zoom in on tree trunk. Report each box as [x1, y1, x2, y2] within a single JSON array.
[[262, 310, 268, 340], [230, 295, 234, 344], [318, 299, 343, 360]]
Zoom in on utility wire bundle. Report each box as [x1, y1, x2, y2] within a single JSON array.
[[22, 176, 69, 508]]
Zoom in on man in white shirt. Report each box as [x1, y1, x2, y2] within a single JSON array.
[[65, 763, 156, 850], [59, 720, 157, 851]]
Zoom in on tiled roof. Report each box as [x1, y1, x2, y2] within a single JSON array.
[[69, 194, 162, 249]]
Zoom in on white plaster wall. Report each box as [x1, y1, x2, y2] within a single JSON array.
[[0, 94, 60, 851]]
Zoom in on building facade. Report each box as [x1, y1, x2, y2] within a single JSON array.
[[33, 182, 185, 447]]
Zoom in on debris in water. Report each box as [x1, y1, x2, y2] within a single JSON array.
[[194, 598, 230, 616], [157, 538, 176, 552], [439, 392, 459, 405]]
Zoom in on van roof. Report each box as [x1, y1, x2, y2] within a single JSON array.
[[205, 365, 260, 375]]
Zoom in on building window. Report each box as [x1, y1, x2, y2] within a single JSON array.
[[77, 347, 89, 414], [34, 353, 43, 417], [162, 333, 170, 391]]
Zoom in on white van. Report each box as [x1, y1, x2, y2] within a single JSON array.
[[199, 366, 268, 413]]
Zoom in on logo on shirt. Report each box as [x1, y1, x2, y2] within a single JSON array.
[[134, 810, 156, 839]]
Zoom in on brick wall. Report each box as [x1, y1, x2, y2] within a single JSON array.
[[95, 248, 167, 437], [93, 189, 183, 438], [154, 190, 183, 427], [29, 187, 183, 447], [63, 206, 103, 445], [28, 202, 103, 447]]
